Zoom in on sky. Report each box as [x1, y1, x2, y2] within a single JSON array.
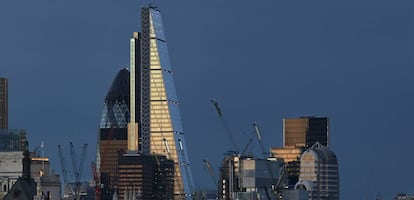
[[0, 0, 413, 199]]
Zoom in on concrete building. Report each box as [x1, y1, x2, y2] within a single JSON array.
[[3, 151, 36, 200], [236, 157, 283, 200], [218, 153, 284, 200], [0, 77, 7, 130], [295, 142, 339, 200], [0, 151, 61, 200], [218, 152, 240, 200]]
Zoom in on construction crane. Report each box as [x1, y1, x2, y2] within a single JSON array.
[[253, 122, 280, 199], [58, 144, 75, 198], [241, 138, 253, 157], [69, 142, 79, 182], [78, 144, 88, 183], [253, 122, 270, 158], [68, 142, 88, 183], [211, 98, 240, 152], [91, 162, 100, 200], [202, 158, 218, 188], [58, 145, 69, 184]]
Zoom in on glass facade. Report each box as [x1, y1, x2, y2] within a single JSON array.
[[0, 129, 27, 152], [295, 142, 339, 200], [98, 69, 130, 192], [118, 154, 174, 200], [283, 117, 329, 148], [140, 7, 194, 198]]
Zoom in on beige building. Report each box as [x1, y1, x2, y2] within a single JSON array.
[[0, 151, 61, 200], [271, 117, 329, 187], [295, 142, 339, 200]]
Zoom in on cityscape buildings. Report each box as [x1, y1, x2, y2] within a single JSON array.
[[118, 154, 174, 200], [295, 142, 339, 200], [218, 153, 284, 200], [283, 117, 329, 147], [0, 129, 28, 151], [138, 6, 194, 197], [0, 151, 61, 200], [0, 77, 7, 130], [271, 116, 329, 186], [97, 68, 130, 193], [97, 6, 194, 199]]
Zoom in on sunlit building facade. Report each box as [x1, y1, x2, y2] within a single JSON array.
[[118, 154, 174, 200], [295, 142, 339, 200], [138, 6, 194, 198], [97, 68, 130, 193], [0, 77, 7, 130], [272, 116, 329, 186], [283, 117, 329, 148]]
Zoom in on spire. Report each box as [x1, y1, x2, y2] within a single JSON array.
[[22, 150, 31, 179]]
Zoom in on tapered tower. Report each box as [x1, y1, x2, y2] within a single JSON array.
[[139, 6, 194, 198]]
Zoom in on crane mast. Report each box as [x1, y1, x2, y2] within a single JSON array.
[[203, 158, 218, 188]]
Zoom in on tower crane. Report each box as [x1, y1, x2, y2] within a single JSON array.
[[202, 158, 218, 188], [58, 145, 69, 184], [253, 122, 281, 199], [58, 144, 75, 198], [211, 99, 240, 152], [253, 122, 271, 158], [91, 162, 100, 200]]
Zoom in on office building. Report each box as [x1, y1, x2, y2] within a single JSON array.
[[236, 157, 283, 200], [271, 116, 329, 186], [283, 117, 329, 148], [118, 154, 174, 200], [97, 6, 194, 198], [97, 68, 130, 192], [295, 142, 339, 200], [0, 77, 7, 130], [138, 6, 194, 197], [0, 129, 28, 152], [218, 153, 284, 200], [218, 152, 240, 200]]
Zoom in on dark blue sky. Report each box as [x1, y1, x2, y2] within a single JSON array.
[[1, 1, 413, 199]]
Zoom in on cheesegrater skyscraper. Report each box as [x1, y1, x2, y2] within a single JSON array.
[[133, 6, 194, 198]]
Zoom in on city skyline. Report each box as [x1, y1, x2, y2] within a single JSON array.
[[1, 1, 413, 199]]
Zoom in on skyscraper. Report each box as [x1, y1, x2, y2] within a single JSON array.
[[97, 68, 130, 192], [283, 116, 329, 147], [138, 6, 194, 198], [295, 142, 339, 199], [0, 77, 7, 130], [271, 116, 329, 186]]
